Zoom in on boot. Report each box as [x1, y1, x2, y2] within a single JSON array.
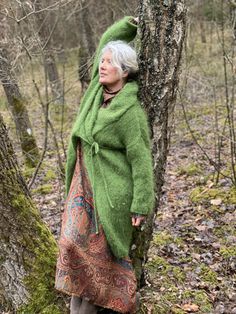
[[70, 295, 82, 314], [79, 298, 98, 314]]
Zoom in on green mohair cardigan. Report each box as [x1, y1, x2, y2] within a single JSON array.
[[66, 16, 155, 258]]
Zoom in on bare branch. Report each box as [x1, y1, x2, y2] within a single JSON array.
[[0, 0, 75, 23], [229, 0, 236, 9]]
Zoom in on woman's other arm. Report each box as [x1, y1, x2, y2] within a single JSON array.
[[120, 106, 155, 216]]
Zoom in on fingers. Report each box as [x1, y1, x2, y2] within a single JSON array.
[[132, 217, 136, 226], [132, 216, 145, 227]]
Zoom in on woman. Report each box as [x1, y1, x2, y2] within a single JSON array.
[[55, 16, 154, 314]]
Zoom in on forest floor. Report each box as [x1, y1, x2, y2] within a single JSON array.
[[1, 57, 236, 314], [139, 102, 236, 314], [20, 98, 235, 314]]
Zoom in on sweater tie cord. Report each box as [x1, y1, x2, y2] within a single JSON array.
[[90, 141, 100, 234], [90, 141, 114, 233]]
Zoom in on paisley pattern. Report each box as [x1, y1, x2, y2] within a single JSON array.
[[55, 141, 137, 313]]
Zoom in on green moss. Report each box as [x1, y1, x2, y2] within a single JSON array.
[[32, 184, 53, 195], [0, 96, 7, 110], [178, 256, 193, 264], [182, 290, 213, 313], [146, 256, 186, 285], [172, 267, 186, 283], [190, 187, 224, 203], [12, 193, 39, 219], [146, 256, 171, 274], [228, 187, 236, 203], [171, 307, 186, 314], [194, 291, 213, 312], [19, 221, 62, 313], [11, 96, 40, 168], [10, 190, 64, 313], [153, 231, 184, 247], [199, 264, 218, 284], [22, 166, 36, 179], [190, 186, 236, 205], [41, 304, 62, 314], [44, 169, 57, 182], [177, 163, 202, 177], [219, 245, 236, 259], [213, 225, 236, 240], [161, 290, 179, 304], [152, 304, 168, 314]]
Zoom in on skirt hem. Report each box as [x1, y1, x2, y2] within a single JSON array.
[[54, 286, 137, 314]]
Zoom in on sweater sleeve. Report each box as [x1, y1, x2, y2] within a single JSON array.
[[119, 106, 155, 215], [91, 16, 137, 79]]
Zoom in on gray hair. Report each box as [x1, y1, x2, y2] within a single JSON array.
[[100, 40, 138, 77]]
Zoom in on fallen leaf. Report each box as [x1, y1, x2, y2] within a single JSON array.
[[182, 303, 199, 312], [207, 181, 214, 188], [191, 253, 201, 260], [195, 225, 207, 231], [210, 198, 222, 205]]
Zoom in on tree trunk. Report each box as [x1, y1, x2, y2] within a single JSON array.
[[0, 48, 40, 167], [77, 2, 97, 91], [131, 0, 187, 285], [0, 113, 64, 313], [34, 0, 63, 105]]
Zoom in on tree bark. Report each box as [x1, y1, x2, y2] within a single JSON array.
[[77, 2, 97, 91], [131, 0, 187, 285], [0, 113, 64, 313], [0, 48, 40, 167], [34, 0, 64, 105]]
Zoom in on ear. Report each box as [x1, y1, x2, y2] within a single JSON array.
[[122, 70, 129, 79]]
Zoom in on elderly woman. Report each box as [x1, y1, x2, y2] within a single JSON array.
[[55, 16, 154, 314]]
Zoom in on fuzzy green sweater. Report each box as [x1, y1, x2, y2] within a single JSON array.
[[66, 16, 155, 258]]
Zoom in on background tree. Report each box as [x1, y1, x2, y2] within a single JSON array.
[[0, 10, 39, 167], [33, 0, 64, 105]]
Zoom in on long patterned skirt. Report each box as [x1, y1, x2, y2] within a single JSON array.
[[55, 141, 137, 313]]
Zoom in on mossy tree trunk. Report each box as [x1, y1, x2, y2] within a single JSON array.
[[0, 48, 40, 167], [131, 0, 187, 285], [0, 114, 63, 313]]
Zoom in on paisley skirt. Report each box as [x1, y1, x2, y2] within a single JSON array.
[[55, 141, 137, 313]]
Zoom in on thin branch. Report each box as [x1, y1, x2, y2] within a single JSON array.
[[0, 0, 75, 23]]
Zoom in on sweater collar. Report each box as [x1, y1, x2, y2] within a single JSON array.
[[92, 81, 139, 137], [102, 87, 121, 108], [72, 81, 139, 143]]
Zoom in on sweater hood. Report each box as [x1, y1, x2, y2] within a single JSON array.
[[72, 80, 139, 145], [93, 81, 139, 136]]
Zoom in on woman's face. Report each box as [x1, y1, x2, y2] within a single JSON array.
[[99, 50, 127, 91]]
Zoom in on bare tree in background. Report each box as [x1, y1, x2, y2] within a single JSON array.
[[76, 1, 97, 90], [33, 0, 64, 105], [131, 0, 187, 284], [0, 11, 39, 167]]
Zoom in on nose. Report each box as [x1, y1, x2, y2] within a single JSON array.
[[100, 63, 106, 71]]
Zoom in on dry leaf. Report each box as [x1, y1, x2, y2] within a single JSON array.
[[210, 198, 222, 206], [195, 225, 207, 231], [207, 181, 214, 188], [182, 303, 199, 312]]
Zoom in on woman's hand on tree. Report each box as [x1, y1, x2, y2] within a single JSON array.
[[131, 215, 145, 227]]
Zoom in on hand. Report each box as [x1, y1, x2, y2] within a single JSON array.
[[132, 215, 146, 227]]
